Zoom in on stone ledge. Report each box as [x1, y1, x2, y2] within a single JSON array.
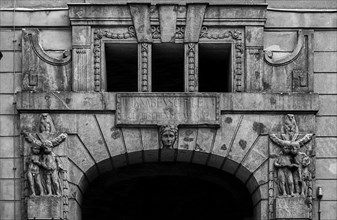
[[16, 92, 319, 113]]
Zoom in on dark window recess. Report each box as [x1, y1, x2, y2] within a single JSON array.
[[152, 43, 184, 92], [106, 44, 138, 92], [199, 44, 232, 92]]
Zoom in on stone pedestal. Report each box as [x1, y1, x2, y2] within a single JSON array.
[[275, 197, 310, 219], [27, 196, 63, 219]]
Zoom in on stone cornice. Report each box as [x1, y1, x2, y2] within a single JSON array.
[[16, 92, 319, 113]]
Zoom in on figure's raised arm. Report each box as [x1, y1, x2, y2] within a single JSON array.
[[298, 133, 314, 147], [22, 131, 42, 147], [51, 133, 67, 147], [269, 134, 289, 147]]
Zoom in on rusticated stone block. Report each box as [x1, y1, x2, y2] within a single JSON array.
[[275, 197, 310, 219], [27, 196, 63, 219]]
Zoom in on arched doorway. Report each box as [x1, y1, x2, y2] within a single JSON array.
[[82, 162, 254, 220]]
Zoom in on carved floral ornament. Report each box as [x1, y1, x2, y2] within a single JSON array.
[[269, 114, 315, 218]]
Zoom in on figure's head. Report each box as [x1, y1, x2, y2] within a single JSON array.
[[283, 145, 290, 154], [159, 125, 178, 149], [302, 155, 310, 166], [42, 113, 48, 120], [31, 145, 41, 155], [290, 143, 300, 155], [42, 140, 53, 154]]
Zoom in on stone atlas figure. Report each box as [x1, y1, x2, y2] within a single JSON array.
[[23, 113, 67, 196]]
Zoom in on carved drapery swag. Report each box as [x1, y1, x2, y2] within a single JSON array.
[[269, 114, 314, 218]]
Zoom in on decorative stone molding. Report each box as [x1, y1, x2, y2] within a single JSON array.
[[269, 114, 315, 219], [151, 26, 161, 39], [200, 27, 244, 92], [175, 26, 185, 39], [186, 43, 197, 92], [139, 43, 151, 92], [93, 27, 136, 91]]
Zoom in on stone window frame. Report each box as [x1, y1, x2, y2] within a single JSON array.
[[93, 26, 244, 92]]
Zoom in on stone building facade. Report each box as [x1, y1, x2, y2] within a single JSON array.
[[0, 0, 336, 220]]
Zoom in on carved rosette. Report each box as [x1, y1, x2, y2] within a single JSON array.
[[187, 43, 197, 92], [140, 43, 150, 92], [93, 27, 136, 91], [199, 27, 244, 92]]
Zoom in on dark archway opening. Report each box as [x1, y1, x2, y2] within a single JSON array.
[[82, 163, 253, 220]]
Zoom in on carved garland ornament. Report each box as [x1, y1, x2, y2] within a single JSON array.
[[93, 27, 136, 91], [269, 114, 314, 219], [199, 26, 244, 92]]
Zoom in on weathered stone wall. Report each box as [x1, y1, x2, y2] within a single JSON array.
[[0, 2, 336, 220], [264, 10, 337, 220]]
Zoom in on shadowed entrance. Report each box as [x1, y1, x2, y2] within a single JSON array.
[[82, 163, 253, 220]]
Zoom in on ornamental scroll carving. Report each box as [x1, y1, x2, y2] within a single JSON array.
[[199, 27, 244, 92], [269, 114, 314, 219]]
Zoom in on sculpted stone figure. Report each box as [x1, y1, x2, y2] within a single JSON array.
[[26, 139, 44, 196], [270, 114, 314, 197], [159, 125, 178, 149], [22, 113, 67, 197]]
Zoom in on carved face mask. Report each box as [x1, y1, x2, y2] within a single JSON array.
[[161, 131, 176, 148]]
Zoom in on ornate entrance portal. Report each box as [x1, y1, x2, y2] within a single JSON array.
[[17, 2, 319, 220], [82, 163, 254, 220]]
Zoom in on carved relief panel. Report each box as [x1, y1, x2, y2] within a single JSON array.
[[269, 114, 315, 220], [22, 113, 69, 220]]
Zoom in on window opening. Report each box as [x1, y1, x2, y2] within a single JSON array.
[[152, 43, 184, 92], [199, 43, 232, 92], [105, 43, 138, 92]]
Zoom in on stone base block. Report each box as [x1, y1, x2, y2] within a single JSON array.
[[27, 196, 63, 219], [275, 197, 310, 219]]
